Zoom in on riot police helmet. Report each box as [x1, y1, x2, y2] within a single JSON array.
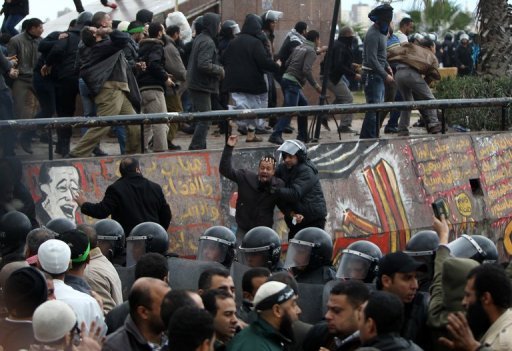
[[126, 222, 169, 266], [404, 230, 440, 257], [239, 226, 281, 270], [336, 240, 383, 283], [94, 219, 125, 259], [45, 217, 76, 235], [447, 234, 498, 263], [197, 226, 236, 268], [284, 227, 333, 270]]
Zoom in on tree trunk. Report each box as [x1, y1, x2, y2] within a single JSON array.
[[477, 0, 512, 76]]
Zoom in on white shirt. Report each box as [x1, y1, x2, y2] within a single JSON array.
[[395, 30, 409, 44], [53, 279, 106, 333]]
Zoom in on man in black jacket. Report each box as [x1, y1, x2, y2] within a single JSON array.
[[273, 139, 327, 240], [359, 291, 422, 351], [219, 135, 285, 242], [137, 22, 174, 153], [68, 11, 141, 158], [324, 26, 360, 133], [222, 14, 280, 143], [73, 157, 172, 236], [187, 12, 224, 150]]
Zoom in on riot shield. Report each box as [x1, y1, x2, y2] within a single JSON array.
[[167, 257, 225, 290]]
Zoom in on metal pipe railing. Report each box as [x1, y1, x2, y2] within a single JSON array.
[[1, 97, 510, 159]]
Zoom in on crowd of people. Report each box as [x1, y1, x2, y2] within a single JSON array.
[[0, 1, 482, 158], [0, 2, 508, 351]]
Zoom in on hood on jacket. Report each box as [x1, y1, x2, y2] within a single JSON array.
[[442, 257, 479, 313], [305, 159, 319, 175], [201, 12, 221, 38], [241, 14, 263, 36], [287, 28, 306, 44], [139, 38, 164, 47], [136, 9, 153, 24]]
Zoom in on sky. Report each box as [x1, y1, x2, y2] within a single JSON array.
[[0, 0, 483, 24]]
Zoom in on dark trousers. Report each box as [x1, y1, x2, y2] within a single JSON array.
[[0, 88, 17, 156], [287, 217, 326, 240], [188, 89, 212, 150]]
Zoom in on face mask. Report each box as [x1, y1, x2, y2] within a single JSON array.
[[379, 22, 389, 35]]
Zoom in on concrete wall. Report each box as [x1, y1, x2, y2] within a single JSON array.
[[23, 133, 512, 260]]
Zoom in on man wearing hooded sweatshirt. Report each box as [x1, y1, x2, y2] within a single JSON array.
[[360, 4, 394, 139], [222, 14, 280, 143], [137, 22, 173, 153], [187, 12, 224, 150]]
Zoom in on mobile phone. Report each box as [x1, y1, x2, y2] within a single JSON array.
[[432, 199, 448, 219]]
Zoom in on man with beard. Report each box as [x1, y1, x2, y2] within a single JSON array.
[[103, 277, 171, 351], [36, 162, 80, 225], [377, 251, 430, 349], [227, 281, 301, 351], [439, 264, 512, 351], [303, 280, 370, 351], [358, 291, 422, 350], [219, 135, 286, 243], [202, 289, 239, 350]]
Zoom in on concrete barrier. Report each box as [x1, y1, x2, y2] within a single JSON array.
[[22, 132, 512, 259]]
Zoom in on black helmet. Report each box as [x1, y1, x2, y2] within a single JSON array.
[[447, 234, 498, 263], [284, 227, 332, 270], [404, 230, 439, 257], [336, 240, 382, 283], [261, 10, 283, 23], [45, 217, 76, 235], [94, 219, 125, 259], [0, 211, 32, 248], [197, 226, 236, 268], [277, 139, 307, 162], [239, 226, 281, 271], [221, 20, 240, 36], [126, 222, 169, 266]]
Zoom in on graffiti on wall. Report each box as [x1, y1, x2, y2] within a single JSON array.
[[21, 133, 512, 258]]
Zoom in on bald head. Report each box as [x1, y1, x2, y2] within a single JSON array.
[[129, 277, 171, 329], [119, 157, 140, 177]]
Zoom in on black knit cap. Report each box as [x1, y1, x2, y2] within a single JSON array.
[[5, 267, 48, 318], [368, 4, 394, 23]]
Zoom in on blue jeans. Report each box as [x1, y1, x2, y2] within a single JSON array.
[[272, 78, 308, 140], [0, 88, 17, 156], [360, 72, 385, 139], [79, 78, 126, 153], [1, 14, 25, 36]]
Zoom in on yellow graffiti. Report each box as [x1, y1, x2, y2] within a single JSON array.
[[167, 176, 213, 197], [504, 220, 512, 255], [455, 193, 472, 216], [179, 202, 220, 222]]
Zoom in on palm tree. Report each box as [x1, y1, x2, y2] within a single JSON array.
[[407, 1, 472, 34], [476, 0, 512, 76]]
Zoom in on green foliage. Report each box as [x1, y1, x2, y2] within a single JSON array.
[[434, 76, 512, 130], [406, 0, 473, 34]]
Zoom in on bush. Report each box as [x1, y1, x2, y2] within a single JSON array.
[[434, 76, 512, 131]]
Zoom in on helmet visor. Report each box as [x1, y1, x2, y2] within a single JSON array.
[[336, 250, 374, 280], [126, 236, 148, 267], [238, 246, 271, 268], [283, 239, 314, 269], [197, 237, 229, 263], [446, 235, 481, 259]]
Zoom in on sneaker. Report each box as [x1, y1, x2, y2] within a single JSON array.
[[384, 126, 399, 134], [168, 143, 182, 151], [338, 126, 356, 133], [428, 124, 442, 134], [92, 147, 108, 156], [246, 136, 263, 142], [237, 127, 248, 135], [412, 120, 426, 128], [255, 128, 271, 135], [397, 129, 410, 136], [268, 135, 284, 145], [283, 126, 294, 134]]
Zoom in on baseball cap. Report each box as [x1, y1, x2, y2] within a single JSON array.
[[33, 300, 77, 343], [253, 281, 294, 311], [37, 239, 71, 275], [378, 251, 427, 278]]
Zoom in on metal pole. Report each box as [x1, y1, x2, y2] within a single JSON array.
[[140, 124, 145, 153], [502, 106, 507, 131], [313, 0, 341, 141], [441, 109, 446, 134], [48, 128, 54, 160]]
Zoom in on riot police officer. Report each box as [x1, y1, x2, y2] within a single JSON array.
[[45, 217, 76, 235], [126, 222, 169, 266], [404, 230, 439, 292], [94, 219, 125, 263], [197, 226, 236, 269], [284, 227, 335, 284], [0, 211, 32, 268], [238, 226, 283, 272], [447, 234, 498, 263], [336, 240, 382, 284]]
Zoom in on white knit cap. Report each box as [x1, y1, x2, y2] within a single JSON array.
[[253, 281, 294, 311], [33, 300, 77, 343], [37, 239, 71, 275]]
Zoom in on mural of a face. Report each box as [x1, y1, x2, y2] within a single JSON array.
[[40, 166, 80, 221]]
